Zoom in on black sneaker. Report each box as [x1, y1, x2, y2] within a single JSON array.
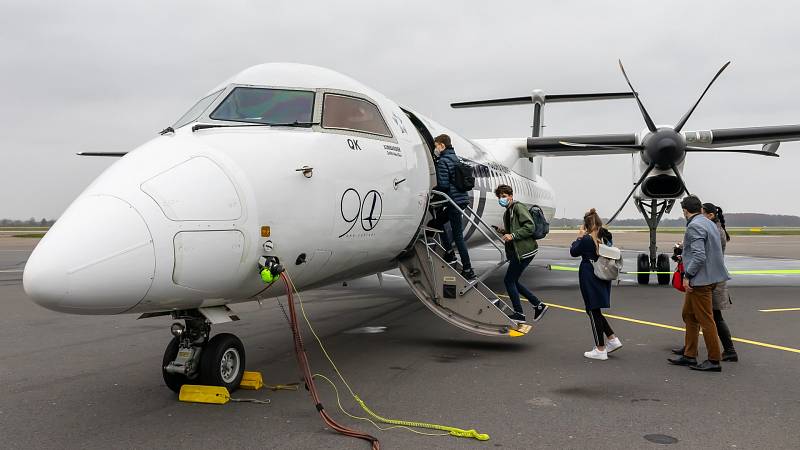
[[508, 312, 526, 322], [461, 268, 476, 280], [443, 250, 457, 264], [531, 303, 549, 322]]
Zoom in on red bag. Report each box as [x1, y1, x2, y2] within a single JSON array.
[[672, 262, 686, 292]]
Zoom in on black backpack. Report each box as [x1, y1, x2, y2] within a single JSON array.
[[527, 204, 550, 240], [452, 160, 475, 192]]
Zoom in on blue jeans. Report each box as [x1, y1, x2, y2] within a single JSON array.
[[438, 203, 472, 270], [504, 255, 541, 314]]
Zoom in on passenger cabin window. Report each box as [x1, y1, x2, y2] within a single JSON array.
[[322, 94, 392, 137], [210, 87, 315, 125], [173, 89, 223, 129]]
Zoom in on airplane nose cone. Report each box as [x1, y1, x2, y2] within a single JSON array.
[[23, 195, 155, 314]]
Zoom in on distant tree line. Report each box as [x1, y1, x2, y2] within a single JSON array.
[[1, 218, 55, 227], [551, 213, 800, 228]]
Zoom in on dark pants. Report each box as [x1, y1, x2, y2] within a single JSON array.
[[504, 255, 541, 314], [682, 284, 722, 361], [713, 309, 735, 352], [587, 308, 614, 347], [430, 203, 471, 270]]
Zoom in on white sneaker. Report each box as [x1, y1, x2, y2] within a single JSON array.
[[606, 337, 623, 354], [584, 347, 608, 360]]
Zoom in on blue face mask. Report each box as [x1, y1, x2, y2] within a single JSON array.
[[498, 198, 509, 207]]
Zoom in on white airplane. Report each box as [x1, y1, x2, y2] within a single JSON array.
[[23, 62, 800, 392]]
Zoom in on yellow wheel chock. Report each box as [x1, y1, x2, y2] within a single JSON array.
[[178, 385, 230, 404], [239, 371, 264, 390]]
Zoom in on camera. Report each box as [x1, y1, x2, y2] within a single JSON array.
[[671, 243, 683, 262]]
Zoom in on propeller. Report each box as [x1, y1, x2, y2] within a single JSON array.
[[618, 60, 657, 133], [604, 60, 732, 224], [607, 163, 655, 224], [674, 62, 730, 132]]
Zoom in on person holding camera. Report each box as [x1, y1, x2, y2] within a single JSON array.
[[671, 202, 737, 362], [668, 195, 730, 372]]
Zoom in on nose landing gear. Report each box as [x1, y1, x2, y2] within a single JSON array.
[[634, 198, 675, 286], [162, 310, 246, 393]]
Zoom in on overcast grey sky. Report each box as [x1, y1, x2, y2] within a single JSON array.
[[2, 0, 799, 220]]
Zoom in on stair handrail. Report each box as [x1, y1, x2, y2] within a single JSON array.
[[428, 190, 510, 295], [428, 190, 506, 257]]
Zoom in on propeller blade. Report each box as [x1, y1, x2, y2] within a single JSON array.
[[607, 164, 655, 225], [670, 164, 691, 197], [559, 141, 644, 151], [674, 61, 731, 132], [685, 146, 780, 157], [618, 60, 657, 133]]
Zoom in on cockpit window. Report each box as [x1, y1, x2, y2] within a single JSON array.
[[321, 94, 392, 137], [173, 89, 223, 129], [210, 87, 315, 125]]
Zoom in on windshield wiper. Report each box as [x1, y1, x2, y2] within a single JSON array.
[[192, 121, 318, 132]]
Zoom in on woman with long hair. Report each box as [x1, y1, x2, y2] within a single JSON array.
[[570, 209, 622, 360]]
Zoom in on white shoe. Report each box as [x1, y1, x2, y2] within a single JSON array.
[[584, 347, 608, 360], [606, 337, 623, 354]]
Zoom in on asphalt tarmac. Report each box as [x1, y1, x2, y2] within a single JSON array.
[[1, 237, 799, 449]]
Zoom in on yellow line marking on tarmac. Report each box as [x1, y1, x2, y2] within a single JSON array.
[[758, 307, 800, 313], [498, 294, 800, 355]]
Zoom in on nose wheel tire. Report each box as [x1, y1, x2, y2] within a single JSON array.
[[636, 253, 651, 285], [200, 333, 246, 392], [656, 253, 671, 285], [162, 337, 189, 393]]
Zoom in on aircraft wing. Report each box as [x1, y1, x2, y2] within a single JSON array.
[[526, 133, 639, 156], [525, 124, 800, 157], [681, 124, 800, 148]]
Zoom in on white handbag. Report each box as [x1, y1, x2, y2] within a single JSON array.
[[592, 243, 623, 281]]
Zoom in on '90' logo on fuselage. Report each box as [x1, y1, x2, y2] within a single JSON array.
[[339, 188, 383, 238]]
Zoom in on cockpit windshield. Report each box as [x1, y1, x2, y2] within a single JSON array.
[[210, 87, 315, 125], [173, 89, 223, 129]]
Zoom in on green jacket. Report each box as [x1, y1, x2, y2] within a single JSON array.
[[502, 201, 539, 260]]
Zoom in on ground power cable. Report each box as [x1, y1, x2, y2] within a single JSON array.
[[282, 271, 490, 443], [279, 272, 381, 450]]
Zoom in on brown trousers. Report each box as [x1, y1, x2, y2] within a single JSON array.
[[682, 284, 721, 361]]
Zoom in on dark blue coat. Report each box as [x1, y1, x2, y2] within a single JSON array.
[[434, 148, 470, 206], [570, 234, 612, 310]]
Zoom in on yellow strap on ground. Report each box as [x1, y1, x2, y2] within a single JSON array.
[[313, 373, 448, 437], [284, 272, 490, 442]]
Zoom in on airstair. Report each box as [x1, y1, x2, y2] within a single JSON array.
[[398, 191, 532, 337]]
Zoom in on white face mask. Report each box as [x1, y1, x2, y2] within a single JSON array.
[[434, 147, 442, 157]]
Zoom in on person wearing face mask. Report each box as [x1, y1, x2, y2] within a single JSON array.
[[429, 134, 475, 280], [671, 202, 737, 362], [492, 184, 548, 322], [668, 195, 730, 372]]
